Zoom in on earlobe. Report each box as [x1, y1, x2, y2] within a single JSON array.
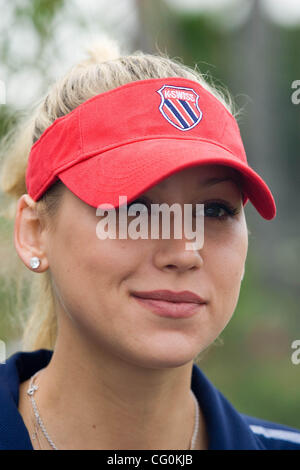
[[14, 194, 48, 272]]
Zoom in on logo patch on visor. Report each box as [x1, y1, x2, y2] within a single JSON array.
[[157, 85, 203, 131]]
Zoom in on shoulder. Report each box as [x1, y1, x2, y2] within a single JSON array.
[[0, 349, 53, 450], [242, 413, 300, 450], [191, 363, 300, 450]]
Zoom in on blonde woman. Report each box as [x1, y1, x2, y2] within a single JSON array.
[[0, 38, 299, 450]]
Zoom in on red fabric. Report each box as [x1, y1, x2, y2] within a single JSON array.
[[26, 77, 276, 220]]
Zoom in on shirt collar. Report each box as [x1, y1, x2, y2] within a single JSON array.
[[0, 349, 52, 450], [191, 363, 264, 449], [1, 349, 264, 450]]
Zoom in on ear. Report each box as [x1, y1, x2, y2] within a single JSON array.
[[14, 194, 49, 272]]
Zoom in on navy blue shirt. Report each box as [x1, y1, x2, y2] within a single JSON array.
[[1, 349, 300, 450]]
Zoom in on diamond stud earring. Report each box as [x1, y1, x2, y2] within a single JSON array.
[[30, 256, 41, 270]]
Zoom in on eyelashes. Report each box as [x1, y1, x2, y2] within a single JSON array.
[[202, 199, 240, 221], [127, 198, 151, 211], [125, 197, 240, 222]]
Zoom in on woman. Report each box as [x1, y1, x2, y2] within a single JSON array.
[[0, 38, 299, 450]]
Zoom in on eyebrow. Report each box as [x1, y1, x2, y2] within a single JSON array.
[[139, 176, 243, 202], [202, 176, 241, 187]]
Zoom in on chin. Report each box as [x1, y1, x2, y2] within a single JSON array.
[[147, 357, 195, 370], [126, 345, 199, 370]]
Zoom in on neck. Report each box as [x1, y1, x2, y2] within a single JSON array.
[[22, 324, 207, 449]]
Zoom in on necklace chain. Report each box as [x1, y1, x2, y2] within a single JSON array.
[[27, 368, 200, 450], [27, 368, 58, 450]]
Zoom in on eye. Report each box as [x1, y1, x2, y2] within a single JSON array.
[[125, 198, 240, 221], [126, 198, 151, 212], [203, 201, 240, 221]]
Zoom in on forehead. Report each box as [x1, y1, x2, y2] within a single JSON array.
[[149, 164, 242, 192]]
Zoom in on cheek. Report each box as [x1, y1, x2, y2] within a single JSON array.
[[47, 224, 140, 320], [205, 219, 248, 319]]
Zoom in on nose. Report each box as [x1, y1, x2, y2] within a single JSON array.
[[153, 237, 203, 274]]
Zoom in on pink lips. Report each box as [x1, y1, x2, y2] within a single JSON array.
[[131, 289, 206, 318]]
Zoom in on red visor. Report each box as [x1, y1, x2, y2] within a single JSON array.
[[26, 77, 276, 220]]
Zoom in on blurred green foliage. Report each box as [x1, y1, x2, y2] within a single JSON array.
[[15, 0, 65, 39], [199, 252, 300, 429]]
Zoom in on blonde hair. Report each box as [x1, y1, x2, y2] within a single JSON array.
[[0, 37, 238, 352]]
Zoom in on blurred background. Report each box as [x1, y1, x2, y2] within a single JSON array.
[[0, 0, 299, 428]]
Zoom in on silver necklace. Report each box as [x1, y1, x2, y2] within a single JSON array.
[[27, 369, 200, 450], [27, 368, 58, 450]]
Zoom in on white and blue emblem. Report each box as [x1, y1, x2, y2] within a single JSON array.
[[157, 84, 203, 131]]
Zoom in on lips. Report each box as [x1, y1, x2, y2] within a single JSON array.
[[131, 290, 207, 319], [132, 295, 206, 319], [131, 289, 206, 304]]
